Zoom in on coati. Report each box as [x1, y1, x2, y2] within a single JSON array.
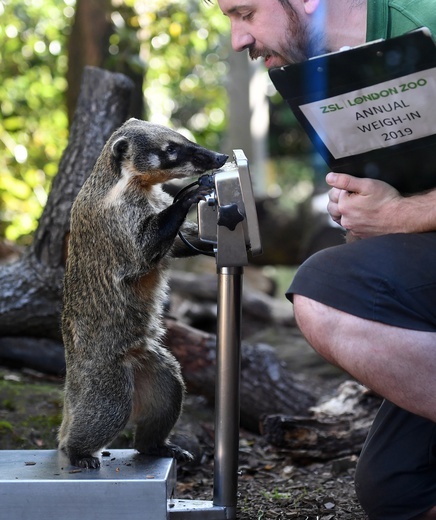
[[58, 118, 228, 469]]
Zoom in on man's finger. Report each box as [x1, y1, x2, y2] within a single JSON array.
[[326, 172, 365, 193]]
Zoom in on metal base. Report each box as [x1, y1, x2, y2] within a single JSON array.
[[0, 449, 175, 520], [0, 450, 232, 520], [168, 500, 230, 519]]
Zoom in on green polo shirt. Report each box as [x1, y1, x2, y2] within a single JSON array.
[[367, 0, 436, 40]]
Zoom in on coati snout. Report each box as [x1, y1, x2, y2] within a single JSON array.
[[59, 119, 227, 469], [110, 119, 228, 183]]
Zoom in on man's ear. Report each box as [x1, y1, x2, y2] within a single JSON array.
[[303, 0, 320, 15], [112, 136, 129, 160]]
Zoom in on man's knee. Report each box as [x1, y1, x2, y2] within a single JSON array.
[[293, 295, 340, 363], [293, 294, 326, 331], [293, 294, 319, 343]]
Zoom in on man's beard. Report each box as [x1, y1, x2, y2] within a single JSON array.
[[249, 6, 326, 65], [284, 10, 326, 62]]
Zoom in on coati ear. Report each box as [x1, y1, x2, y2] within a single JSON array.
[[112, 136, 129, 161]]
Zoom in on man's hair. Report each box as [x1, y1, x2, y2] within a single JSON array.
[[278, 0, 365, 5], [204, 0, 366, 7]]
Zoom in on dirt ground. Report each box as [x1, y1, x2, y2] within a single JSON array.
[[0, 254, 369, 519], [0, 364, 368, 520], [174, 393, 368, 520], [180, 446, 365, 520], [0, 241, 372, 518]]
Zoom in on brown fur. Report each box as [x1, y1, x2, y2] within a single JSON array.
[[58, 119, 227, 468]]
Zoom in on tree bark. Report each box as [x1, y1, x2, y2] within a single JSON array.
[[66, 0, 113, 122], [0, 67, 134, 340]]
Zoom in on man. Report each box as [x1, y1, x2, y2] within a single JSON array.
[[216, 0, 436, 518]]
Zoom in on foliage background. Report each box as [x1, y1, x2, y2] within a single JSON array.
[[0, 0, 71, 243], [0, 0, 317, 246], [0, 0, 238, 244]]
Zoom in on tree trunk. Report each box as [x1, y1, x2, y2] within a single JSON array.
[[66, 0, 144, 123], [66, 0, 113, 122], [0, 67, 134, 340]]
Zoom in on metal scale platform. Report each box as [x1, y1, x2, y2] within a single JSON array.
[[1, 450, 176, 520], [0, 150, 262, 520]]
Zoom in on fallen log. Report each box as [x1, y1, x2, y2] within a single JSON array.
[[261, 381, 382, 462], [169, 269, 295, 332], [0, 337, 66, 375], [165, 318, 315, 432], [0, 320, 316, 433]]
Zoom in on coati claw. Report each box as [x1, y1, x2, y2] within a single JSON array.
[[183, 185, 214, 206], [142, 443, 194, 463], [72, 455, 101, 469]]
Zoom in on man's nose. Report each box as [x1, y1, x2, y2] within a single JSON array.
[[231, 23, 255, 52]]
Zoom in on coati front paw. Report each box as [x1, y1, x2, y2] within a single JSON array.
[[179, 185, 213, 209], [143, 443, 194, 463]]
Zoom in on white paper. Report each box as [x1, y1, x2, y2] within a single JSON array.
[[299, 68, 436, 159]]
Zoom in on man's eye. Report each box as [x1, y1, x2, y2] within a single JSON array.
[[242, 11, 254, 21]]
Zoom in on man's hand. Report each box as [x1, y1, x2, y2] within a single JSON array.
[[326, 172, 404, 238]]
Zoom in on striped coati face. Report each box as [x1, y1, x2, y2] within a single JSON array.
[[110, 118, 228, 184]]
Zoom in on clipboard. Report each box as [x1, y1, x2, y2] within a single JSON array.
[[269, 27, 436, 193]]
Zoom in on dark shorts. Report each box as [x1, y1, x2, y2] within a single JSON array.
[[355, 400, 436, 519], [287, 232, 436, 518], [287, 232, 436, 332]]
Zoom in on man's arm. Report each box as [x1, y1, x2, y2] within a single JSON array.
[[326, 172, 436, 238]]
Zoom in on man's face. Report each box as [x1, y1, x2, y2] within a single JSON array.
[[217, 0, 326, 68]]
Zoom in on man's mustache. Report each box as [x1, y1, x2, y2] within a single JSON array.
[[248, 46, 279, 61]]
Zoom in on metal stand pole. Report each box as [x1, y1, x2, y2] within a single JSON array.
[[169, 149, 260, 518], [213, 266, 243, 520]]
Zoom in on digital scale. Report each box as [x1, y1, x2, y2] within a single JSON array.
[[0, 150, 262, 520]]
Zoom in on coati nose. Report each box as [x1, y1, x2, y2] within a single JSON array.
[[215, 153, 228, 168]]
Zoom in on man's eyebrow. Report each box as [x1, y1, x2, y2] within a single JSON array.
[[225, 4, 250, 15]]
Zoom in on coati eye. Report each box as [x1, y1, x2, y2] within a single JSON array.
[[165, 144, 179, 162], [166, 145, 177, 155]]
